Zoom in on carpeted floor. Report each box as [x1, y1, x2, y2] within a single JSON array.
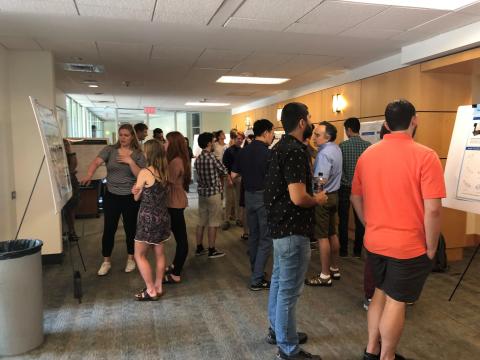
[[7, 194, 480, 360]]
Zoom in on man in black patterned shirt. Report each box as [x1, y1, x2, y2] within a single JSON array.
[[194, 132, 230, 258], [264, 102, 327, 360]]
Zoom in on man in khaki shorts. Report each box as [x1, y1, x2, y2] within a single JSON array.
[[194, 132, 229, 258], [305, 122, 343, 287]]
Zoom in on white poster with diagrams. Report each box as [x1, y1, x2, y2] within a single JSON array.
[[360, 120, 384, 144], [444, 105, 480, 214], [30, 97, 72, 213]]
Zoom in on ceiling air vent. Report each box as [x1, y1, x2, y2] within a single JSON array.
[[63, 63, 105, 73]]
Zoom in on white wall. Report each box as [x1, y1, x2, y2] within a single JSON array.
[[0, 46, 16, 241], [201, 111, 231, 133], [8, 50, 62, 255]]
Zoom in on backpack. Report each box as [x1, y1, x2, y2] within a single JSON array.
[[432, 233, 448, 272]]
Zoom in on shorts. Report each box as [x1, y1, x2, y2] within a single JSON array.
[[198, 193, 222, 227], [368, 251, 432, 303], [314, 192, 338, 239]]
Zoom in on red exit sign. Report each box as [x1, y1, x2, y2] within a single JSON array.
[[144, 107, 156, 114]]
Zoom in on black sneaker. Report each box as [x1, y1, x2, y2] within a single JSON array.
[[250, 279, 270, 291], [276, 349, 321, 359], [195, 245, 208, 256], [266, 327, 308, 345], [208, 248, 225, 258]]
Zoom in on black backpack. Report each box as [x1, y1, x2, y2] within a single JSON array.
[[432, 233, 448, 272]]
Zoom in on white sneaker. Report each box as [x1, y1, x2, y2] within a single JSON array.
[[97, 261, 111, 276], [125, 258, 136, 273]]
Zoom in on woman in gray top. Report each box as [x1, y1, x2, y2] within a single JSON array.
[[81, 124, 146, 276]]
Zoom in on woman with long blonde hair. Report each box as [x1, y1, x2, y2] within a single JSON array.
[[81, 124, 145, 276], [132, 139, 171, 300], [163, 131, 192, 284]]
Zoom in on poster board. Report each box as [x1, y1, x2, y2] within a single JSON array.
[[30, 97, 72, 213], [270, 130, 285, 148], [70, 138, 109, 180], [359, 120, 384, 144], [444, 105, 480, 214]]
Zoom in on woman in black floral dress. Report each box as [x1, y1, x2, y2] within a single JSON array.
[[132, 139, 171, 301]]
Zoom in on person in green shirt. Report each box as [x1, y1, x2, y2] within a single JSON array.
[[338, 117, 371, 257]]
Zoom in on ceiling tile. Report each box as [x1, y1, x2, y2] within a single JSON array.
[[231, 52, 296, 74], [458, 2, 480, 15], [340, 26, 402, 39], [355, 6, 447, 31], [224, 18, 287, 31], [0, 0, 77, 16], [153, 0, 224, 25], [194, 48, 252, 70], [0, 36, 41, 50], [77, 0, 155, 8], [293, 1, 387, 34], [407, 12, 480, 34], [234, 0, 321, 23], [97, 41, 151, 63], [77, 6, 151, 21], [37, 38, 99, 61]]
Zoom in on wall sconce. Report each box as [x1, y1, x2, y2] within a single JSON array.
[[332, 94, 346, 113], [245, 116, 251, 128], [276, 108, 282, 122]]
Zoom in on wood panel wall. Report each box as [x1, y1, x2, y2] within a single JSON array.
[[232, 63, 473, 261]]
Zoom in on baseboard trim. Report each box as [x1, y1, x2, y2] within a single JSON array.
[[42, 253, 64, 265]]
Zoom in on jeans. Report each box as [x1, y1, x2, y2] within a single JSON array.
[[245, 191, 272, 284], [168, 208, 188, 276], [268, 235, 311, 356], [338, 185, 365, 255]]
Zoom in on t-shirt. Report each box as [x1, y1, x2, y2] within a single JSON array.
[[265, 134, 314, 239], [98, 145, 146, 196], [233, 140, 270, 192], [351, 133, 446, 259]]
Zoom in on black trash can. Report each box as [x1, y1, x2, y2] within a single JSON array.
[[0, 239, 44, 356]]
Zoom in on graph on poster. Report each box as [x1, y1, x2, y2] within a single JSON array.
[[30, 97, 72, 213], [444, 105, 480, 214]]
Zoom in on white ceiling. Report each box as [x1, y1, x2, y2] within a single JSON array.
[[0, 0, 480, 117]]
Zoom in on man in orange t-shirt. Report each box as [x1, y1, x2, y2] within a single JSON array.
[[351, 99, 446, 360]]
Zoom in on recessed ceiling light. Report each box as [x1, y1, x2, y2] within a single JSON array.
[[343, 0, 478, 11], [216, 76, 290, 85], [88, 84, 99, 88], [185, 102, 230, 106]]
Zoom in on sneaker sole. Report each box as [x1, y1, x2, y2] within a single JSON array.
[[250, 287, 270, 291], [208, 254, 225, 258]]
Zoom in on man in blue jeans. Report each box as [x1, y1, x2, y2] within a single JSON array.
[[232, 119, 275, 290], [264, 102, 328, 360]]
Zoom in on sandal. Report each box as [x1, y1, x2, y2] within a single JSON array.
[[163, 273, 181, 284], [165, 264, 174, 274], [135, 288, 160, 301], [304, 274, 332, 287]]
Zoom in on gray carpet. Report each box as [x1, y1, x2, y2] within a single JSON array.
[[7, 198, 480, 359]]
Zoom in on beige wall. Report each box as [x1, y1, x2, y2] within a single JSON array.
[[7, 50, 62, 255], [201, 111, 232, 133], [0, 46, 16, 241]]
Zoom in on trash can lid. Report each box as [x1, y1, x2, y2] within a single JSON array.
[[0, 239, 43, 260]]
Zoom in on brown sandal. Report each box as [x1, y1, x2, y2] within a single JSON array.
[[163, 273, 181, 284], [304, 274, 332, 287]]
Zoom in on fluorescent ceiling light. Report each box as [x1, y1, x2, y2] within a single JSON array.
[[185, 102, 230, 106], [88, 84, 99, 88], [343, 0, 478, 10], [217, 76, 290, 85]]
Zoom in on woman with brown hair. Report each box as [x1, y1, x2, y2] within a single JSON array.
[[81, 124, 146, 276], [163, 131, 191, 284]]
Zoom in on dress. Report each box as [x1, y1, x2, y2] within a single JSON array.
[[135, 176, 171, 245]]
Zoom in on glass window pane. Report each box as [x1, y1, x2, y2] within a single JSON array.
[[176, 112, 187, 137]]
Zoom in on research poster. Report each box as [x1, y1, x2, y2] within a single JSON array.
[[359, 120, 384, 144], [444, 105, 480, 214], [30, 97, 72, 213]]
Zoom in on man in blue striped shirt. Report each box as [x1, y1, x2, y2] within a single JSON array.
[[305, 121, 343, 287]]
